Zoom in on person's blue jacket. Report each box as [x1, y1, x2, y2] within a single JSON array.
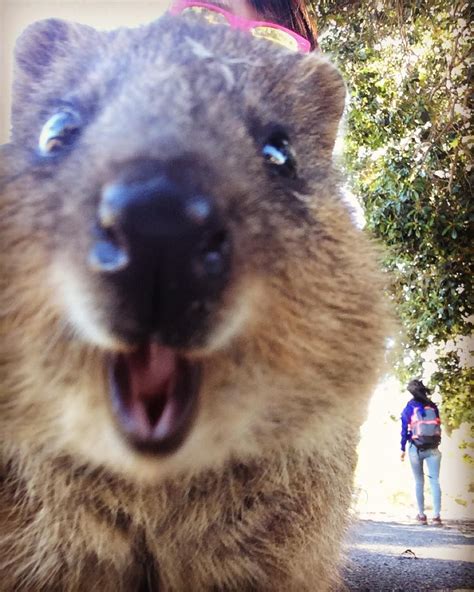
[[400, 398, 440, 451]]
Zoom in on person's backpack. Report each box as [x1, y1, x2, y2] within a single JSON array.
[[410, 405, 441, 449]]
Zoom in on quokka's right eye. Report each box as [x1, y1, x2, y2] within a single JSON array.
[[38, 110, 82, 156], [262, 131, 297, 179]]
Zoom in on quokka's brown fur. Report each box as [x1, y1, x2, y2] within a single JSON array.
[[0, 13, 388, 591]]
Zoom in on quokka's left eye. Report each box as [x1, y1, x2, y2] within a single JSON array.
[[262, 132, 297, 178], [38, 110, 82, 156]]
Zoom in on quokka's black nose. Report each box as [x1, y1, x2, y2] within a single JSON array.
[[89, 159, 232, 346]]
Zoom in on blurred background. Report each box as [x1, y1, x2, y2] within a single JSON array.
[[0, 0, 472, 520]]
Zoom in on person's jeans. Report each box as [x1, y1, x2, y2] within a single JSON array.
[[408, 442, 442, 517]]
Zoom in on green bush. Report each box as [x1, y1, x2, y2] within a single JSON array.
[[313, 0, 472, 431]]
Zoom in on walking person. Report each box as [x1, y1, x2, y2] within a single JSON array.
[[400, 379, 443, 525]]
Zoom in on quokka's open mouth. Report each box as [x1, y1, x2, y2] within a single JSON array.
[[109, 341, 202, 454]]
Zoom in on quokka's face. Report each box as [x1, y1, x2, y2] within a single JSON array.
[[0, 15, 352, 481]]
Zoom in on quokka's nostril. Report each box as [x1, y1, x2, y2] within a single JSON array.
[[98, 183, 130, 229], [184, 195, 213, 225], [202, 252, 225, 277], [89, 225, 129, 273], [204, 230, 230, 255], [196, 230, 231, 279]]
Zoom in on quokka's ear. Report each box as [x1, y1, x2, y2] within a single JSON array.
[[12, 19, 99, 134], [13, 18, 99, 91], [293, 53, 346, 155], [14, 19, 73, 81]]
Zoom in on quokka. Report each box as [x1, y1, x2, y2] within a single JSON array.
[[0, 11, 388, 591]]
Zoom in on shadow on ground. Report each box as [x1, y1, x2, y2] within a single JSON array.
[[342, 519, 474, 591]]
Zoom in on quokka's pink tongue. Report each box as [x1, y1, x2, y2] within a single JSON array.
[[110, 340, 201, 452], [126, 342, 177, 402], [112, 342, 178, 440]]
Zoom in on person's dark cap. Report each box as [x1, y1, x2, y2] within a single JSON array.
[[407, 379, 426, 395]]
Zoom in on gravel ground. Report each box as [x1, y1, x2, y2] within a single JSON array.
[[342, 519, 474, 591]]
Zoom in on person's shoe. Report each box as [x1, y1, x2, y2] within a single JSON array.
[[432, 516, 443, 526], [416, 514, 428, 524]]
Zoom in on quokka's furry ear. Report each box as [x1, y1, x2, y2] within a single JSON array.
[[14, 19, 73, 81], [12, 19, 98, 134], [13, 18, 98, 90], [294, 54, 346, 155]]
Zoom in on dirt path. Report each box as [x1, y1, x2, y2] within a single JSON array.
[[342, 519, 474, 591]]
